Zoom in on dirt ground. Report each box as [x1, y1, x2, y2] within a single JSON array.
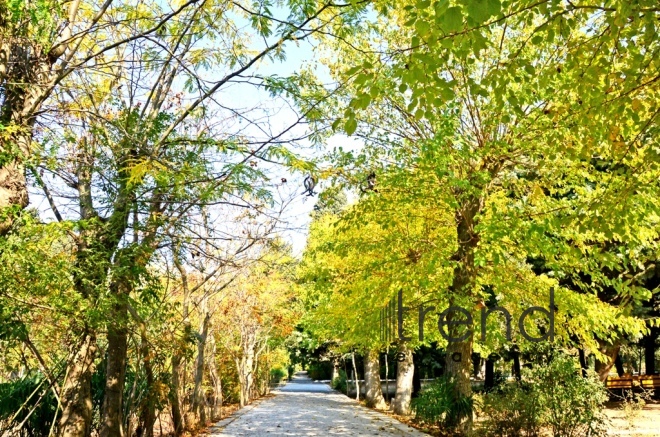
[[604, 400, 660, 436]]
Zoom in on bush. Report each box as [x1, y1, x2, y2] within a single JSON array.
[[478, 353, 608, 437], [307, 361, 333, 380], [411, 375, 473, 428], [331, 369, 347, 393], [531, 355, 608, 437], [480, 382, 543, 437], [0, 374, 58, 437], [270, 367, 287, 383]]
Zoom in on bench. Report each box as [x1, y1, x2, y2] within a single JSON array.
[[606, 375, 660, 390], [606, 376, 633, 389], [639, 375, 660, 389]]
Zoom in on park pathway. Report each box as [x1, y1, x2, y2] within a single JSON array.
[[206, 371, 429, 436]]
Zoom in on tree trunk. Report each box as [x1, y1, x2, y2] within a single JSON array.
[[412, 354, 421, 397], [172, 250, 192, 433], [644, 329, 657, 375], [578, 349, 588, 377], [208, 335, 222, 420], [363, 349, 386, 409], [615, 354, 625, 377], [133, 306, 155, 437], [0, 3, 83, 234], [58, 332, 97, 437], [444, 334, 473, 395], [138, 358, 156, 437], [392, 342, 414, 415], [192, 303, 210, 425], [100, 293, 128, 437], [472, 354, 481, 378], [0, 154, 29, 234], [484, 359, 494, 391], [443, 195, 482, 431], [236, 335, 256, 408], [595, 342, 621, 382], [170, 350, 185, 436], [331, 357, 340, 382], [384, 348, 389, 402], [351, 352, 359, 401], [512, 353, 521, 381], [0, 50, 39, 235]]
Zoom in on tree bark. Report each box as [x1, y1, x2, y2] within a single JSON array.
[[512, 353, 521, 381], [444, 335, 473, 394], [412, 354, 421, 397], [363, 349, 386, 409], [0, 153, 29, 234], [58, 332, 97, 437], [192, 299, 210, 425], [236, 330, 256, 408], [208, 334, 222, 420], [136, 355, 156, 437], [614, 354, 625, 377], [472, 353, 481, 378], [595, 342, 621, 382], [578, 349, 588, 377], [392, 342, 414, 415], [351, 352, 359, 401], [443, 194, 482, 431], [172, 249, 192, 434], [384, 348, 390, 402], [129, 304, 155, 437], [484, 358, 494, 391], [170, 352, 184, 436], [0, 0, 83, 234], [100, 287, 129, 437], [331, 356, 340, 382], [0, 47, 39, 234], [644, 329, 657, 375]]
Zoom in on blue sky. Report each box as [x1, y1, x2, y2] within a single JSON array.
[[28, 4, 364, 257]]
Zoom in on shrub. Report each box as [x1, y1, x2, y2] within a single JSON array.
[[479, 353, 608, 437], [411, 375, 473, 428], [480, 382, 543, 437], [530, 355, 608, 437], [307, 361, 333, 380], [270, 367, 287, 383], [331, 369, 348, 393], [0, 373, 58, 437], [618, 389, 652, 429]]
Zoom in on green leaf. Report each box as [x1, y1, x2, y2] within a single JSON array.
[[344, 118, 358, 135], [464, 0, 500, 23], [440, 7, 463, 33], [416, 20, 431, 36]]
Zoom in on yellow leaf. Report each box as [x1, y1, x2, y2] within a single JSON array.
[[608, 125, 620, 141]]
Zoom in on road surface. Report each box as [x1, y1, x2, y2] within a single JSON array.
[[207, 372, 429, 436]]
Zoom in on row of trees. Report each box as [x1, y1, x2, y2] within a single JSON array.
[[1, 0, 658, 436], [294, 0, 659, 433], [0, 0, 361, 436]]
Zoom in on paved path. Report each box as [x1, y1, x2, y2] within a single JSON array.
[[207, 372, 429, 436]]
